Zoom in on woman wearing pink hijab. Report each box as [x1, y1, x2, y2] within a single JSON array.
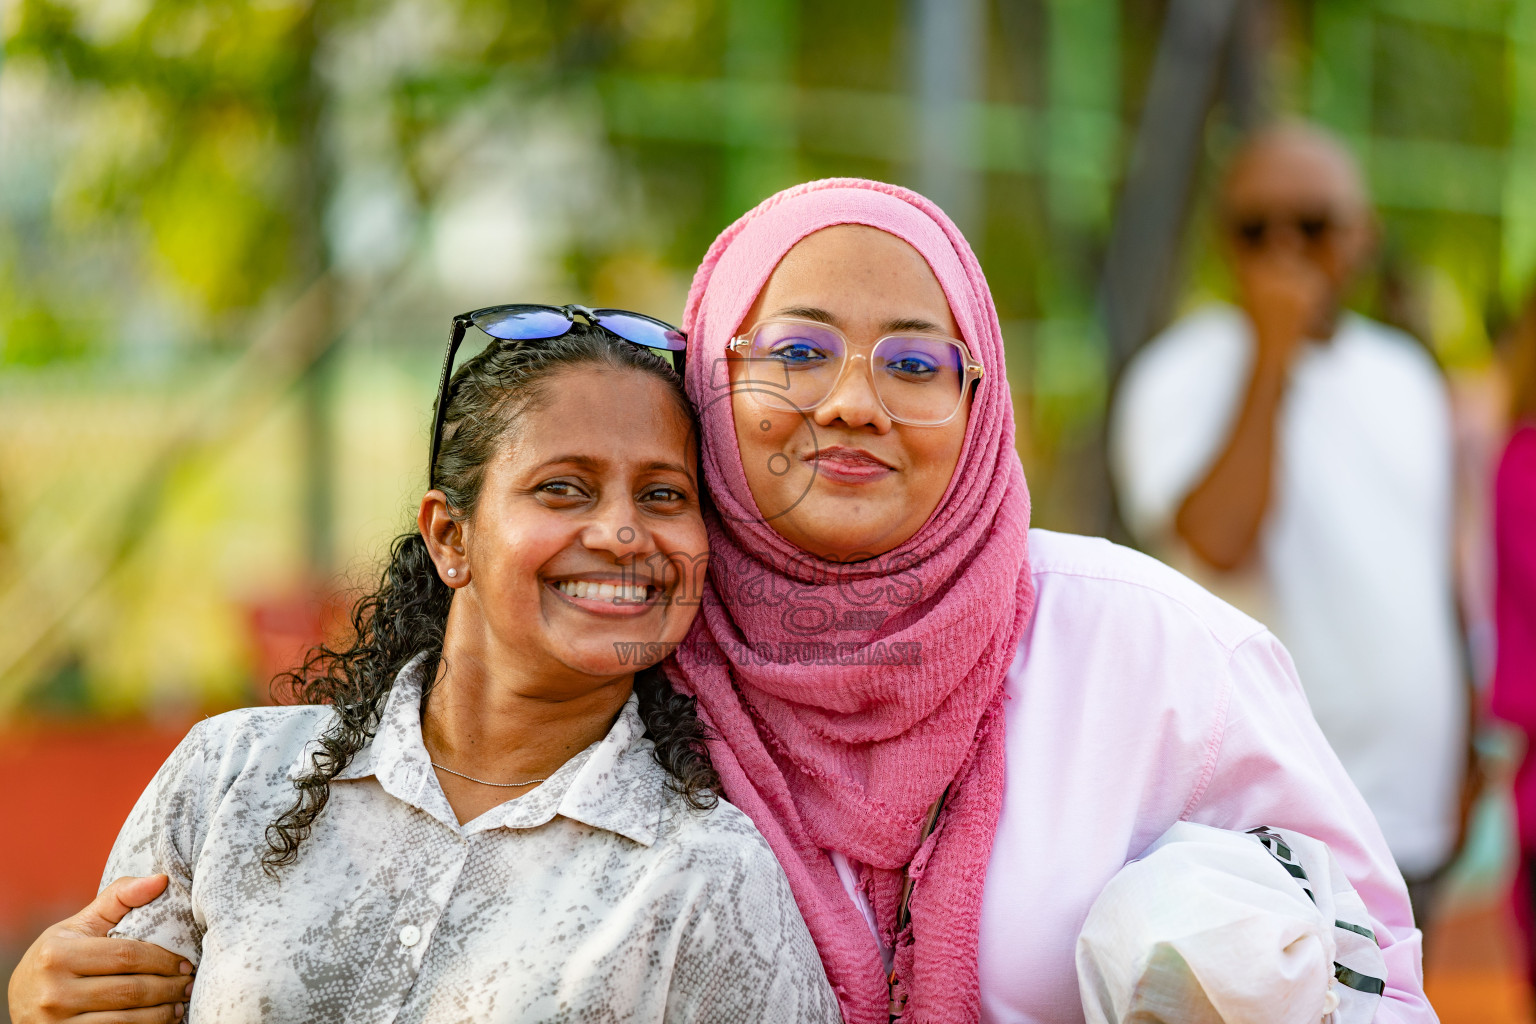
[[665, 178, 1432, 1022], [12, 179, 1435, 1023]]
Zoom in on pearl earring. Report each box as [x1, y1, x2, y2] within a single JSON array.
[[446, 567, 457, 578]]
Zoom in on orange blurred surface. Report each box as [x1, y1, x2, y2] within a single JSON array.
[[1426, 897, 1534, 1023], [0, 722, 191, 945]]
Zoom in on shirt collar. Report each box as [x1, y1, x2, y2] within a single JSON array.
[[476, 689, 664, 847], [293, 653, 668, 846], [518, 694, 664, 847]]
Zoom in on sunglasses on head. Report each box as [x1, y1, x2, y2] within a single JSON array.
[[1228, 211, 1336, 249], [429, 303, 688, 488]]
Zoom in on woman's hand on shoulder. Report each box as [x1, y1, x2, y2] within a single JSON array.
[[7, 875, 194, 1023]]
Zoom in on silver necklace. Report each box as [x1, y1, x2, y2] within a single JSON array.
[[430, 761, 548, 788]]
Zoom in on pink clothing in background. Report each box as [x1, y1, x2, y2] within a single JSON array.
[[669, 179, 1032, 1024], [835, 529, 1434, 1022], [1491, 425, 1536, 847]]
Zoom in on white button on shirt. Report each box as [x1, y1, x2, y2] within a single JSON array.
[[104, 656, 840, 1023]]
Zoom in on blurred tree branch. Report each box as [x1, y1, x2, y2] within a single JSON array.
[[0, 0, 641, 710]]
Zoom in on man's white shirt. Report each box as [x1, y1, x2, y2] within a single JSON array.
[[1110, 304, 1464, 876]]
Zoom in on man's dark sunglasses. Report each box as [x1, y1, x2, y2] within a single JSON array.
[[1229, 211, 1335, 249], [429, 303, 687, 487]]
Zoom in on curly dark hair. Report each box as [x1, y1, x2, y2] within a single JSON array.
[[263, 321, 718, 871]]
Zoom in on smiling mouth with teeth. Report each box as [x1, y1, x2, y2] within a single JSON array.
[[553, 580, 653, 604]]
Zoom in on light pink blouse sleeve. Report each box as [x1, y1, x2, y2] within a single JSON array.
[[1185, 631, 1435, 1022]]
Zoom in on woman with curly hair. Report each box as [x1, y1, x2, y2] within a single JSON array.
[[9, 313, 840, 1024]]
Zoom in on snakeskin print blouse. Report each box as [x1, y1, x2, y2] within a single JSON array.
[[103, 657, 842, 1023]]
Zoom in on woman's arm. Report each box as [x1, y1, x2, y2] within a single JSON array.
[[10, 720, 215, 1024], [96, 722, 213, 963], [1184, 633, 1435, 1023], [7, 876, 193, 1024]]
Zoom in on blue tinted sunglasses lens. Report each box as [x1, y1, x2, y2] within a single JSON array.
[[594, 311, 687, 352], [472, 307, 572, 340]]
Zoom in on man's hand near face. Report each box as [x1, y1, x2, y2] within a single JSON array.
[[1238, 249, 1333, 371], [1172, 126, 1371, 572], [1171, 246, 1334, 571]]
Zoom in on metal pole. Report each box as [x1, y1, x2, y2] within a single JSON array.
[[1098, 0, 1246, 369], [913, 0, 985, 235], [1093, 0, 1268, 540], [291, 3, 337, 579]]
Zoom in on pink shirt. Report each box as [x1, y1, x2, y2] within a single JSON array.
[[835, 529, 1432, 1022], [1490, 425, 1536, 847]]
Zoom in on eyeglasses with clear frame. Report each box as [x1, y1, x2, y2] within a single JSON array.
[[726, 317, 984, 427]]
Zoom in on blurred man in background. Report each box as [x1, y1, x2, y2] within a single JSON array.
[[1109, 122, 1468, 927]]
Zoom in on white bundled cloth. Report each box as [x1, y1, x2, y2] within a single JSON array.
[[1077, 822, 1390, 1024]]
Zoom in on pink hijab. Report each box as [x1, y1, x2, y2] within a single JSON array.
[[665, 179, 1034, 1024]]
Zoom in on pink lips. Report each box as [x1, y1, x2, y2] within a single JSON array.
[[805, 445, 896, 484]]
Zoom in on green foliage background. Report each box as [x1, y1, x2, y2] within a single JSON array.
[[1, 0, 1530, 715]]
